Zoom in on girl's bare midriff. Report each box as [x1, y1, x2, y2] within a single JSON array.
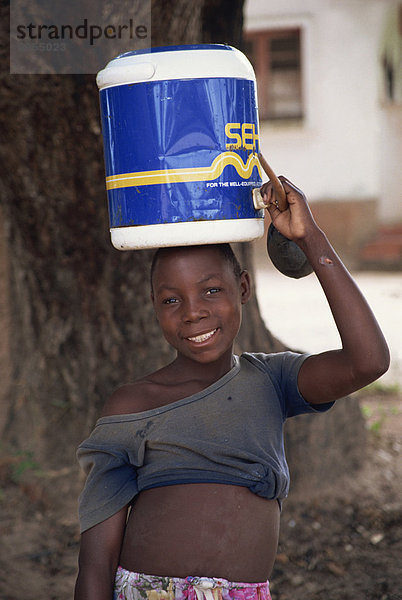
[[119, 483, 280, 583]]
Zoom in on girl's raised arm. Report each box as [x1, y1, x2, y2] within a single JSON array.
[[261, 176, 390, 405]]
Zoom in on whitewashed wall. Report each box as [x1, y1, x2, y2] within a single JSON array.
[[245, 0, 391, 209]]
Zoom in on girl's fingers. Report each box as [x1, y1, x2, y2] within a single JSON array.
[[279, 176, 306, 200], [265, 200, 281, 219]]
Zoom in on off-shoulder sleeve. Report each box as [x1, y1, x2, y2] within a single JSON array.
[[77, 436, 139, 533]]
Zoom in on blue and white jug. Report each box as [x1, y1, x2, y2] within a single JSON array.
[[97, 44, 264, 250]]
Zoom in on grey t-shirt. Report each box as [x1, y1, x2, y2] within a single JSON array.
[[77, 352, 333, 532]]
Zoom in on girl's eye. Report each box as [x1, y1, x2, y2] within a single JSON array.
[[206, 288, 221, 295], [162, 297, 179, 305]]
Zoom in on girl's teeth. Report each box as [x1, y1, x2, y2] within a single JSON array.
[[188, 329, 217, 343]]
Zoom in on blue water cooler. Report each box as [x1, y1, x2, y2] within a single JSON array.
[[96, 44, 264, 250]]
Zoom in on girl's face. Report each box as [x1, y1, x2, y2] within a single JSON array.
[[151, 246, 251, 366]]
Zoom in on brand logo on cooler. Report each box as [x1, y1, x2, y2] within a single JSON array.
[[225, 122, 259, 151]]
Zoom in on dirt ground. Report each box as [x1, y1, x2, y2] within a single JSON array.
[[0, 391, 401, 600]]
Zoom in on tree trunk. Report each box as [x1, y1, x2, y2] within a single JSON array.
[[0, 0, 365, 485]]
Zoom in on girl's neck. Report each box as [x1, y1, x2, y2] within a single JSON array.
[[170, 349, 235, 387]]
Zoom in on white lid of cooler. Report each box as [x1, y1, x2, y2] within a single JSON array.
[[97, 44, 255, 90]]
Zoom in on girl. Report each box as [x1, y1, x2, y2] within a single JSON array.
[[74, 175, 389, 600]]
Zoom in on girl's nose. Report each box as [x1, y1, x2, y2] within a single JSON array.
[[182, 298, 209, 322]]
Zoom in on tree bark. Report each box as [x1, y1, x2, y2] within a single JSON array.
[[0, 0, 365, 484], [0, 0, 275, 461]]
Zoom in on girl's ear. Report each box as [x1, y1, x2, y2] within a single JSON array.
[[240, 270, 252, 305]]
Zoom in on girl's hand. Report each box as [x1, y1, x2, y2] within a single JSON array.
[[260, 176, 320, 244]]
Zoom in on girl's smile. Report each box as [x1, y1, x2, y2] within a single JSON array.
[[186, 328, 218, 343]]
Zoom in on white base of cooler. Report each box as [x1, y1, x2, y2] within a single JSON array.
[[110, 218, 265, 250]]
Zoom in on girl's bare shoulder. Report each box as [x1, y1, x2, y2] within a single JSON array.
[[101, 365, 175, 417], [101, 379, 162, 417]]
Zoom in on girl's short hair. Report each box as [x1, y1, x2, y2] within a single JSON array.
[[150, 244, 242, 291]]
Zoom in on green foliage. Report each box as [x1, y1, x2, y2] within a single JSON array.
[[359, 380, 400, 396], [361, 404, 373, 418], [369, 420, 383, 434], [11, 451, 41, 483]]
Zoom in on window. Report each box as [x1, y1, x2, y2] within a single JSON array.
[[380, 4, 402, 104], [244, 29, 303, 121]]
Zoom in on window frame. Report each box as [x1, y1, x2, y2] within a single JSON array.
[[244, 28, 304, 122]]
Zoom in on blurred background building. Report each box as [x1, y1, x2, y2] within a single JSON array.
[[244, 0, 402, 269]]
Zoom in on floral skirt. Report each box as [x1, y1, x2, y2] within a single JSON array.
[[114, 568, 272, 600]]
